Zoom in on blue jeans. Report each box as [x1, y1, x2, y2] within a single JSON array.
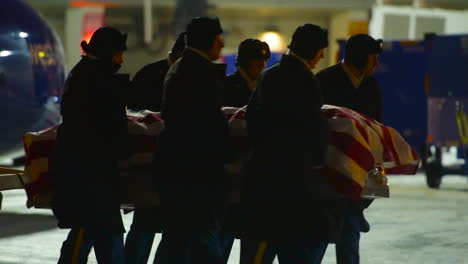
[[125, 207, 164, 263], [57, 227, 124, 264], [154, 230, 223, 264], [336, 207, 361, 264], [240, 237, 328, 264], [125, 229, 156, 264], [218, 232, 236, 263]]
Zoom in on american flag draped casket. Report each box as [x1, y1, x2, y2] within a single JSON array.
[[22, 105, 419, 208]]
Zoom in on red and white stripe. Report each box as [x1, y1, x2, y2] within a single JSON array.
[[22, 105, 419, 207]]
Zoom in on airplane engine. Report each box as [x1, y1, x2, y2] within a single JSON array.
[[0, 0, 65, 157]]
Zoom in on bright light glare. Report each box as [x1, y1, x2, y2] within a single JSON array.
[[19, 32, 29, 38], [259, 31, 285, 52], [0, 50, 12, 57], [82, 32, 94, 46], [38, 51, 46, 58]]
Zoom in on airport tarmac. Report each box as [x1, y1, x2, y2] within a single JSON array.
[[0, 173, 468, 264]]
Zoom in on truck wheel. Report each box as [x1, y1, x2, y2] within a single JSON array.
[[425, 162, 442, 188]]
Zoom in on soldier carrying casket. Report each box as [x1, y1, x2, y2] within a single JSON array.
[[152, 16, 234, 263], [317, 33, 384, 264], [240, 23, 335, 263], [49, 27, 130, 263]]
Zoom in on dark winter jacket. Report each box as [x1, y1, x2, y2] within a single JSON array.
[[127, 59, 169, 112], [241, 54, 334, 240], [154, 49, 232, 231], [317, 63, 383, 122], [222, 71, 252, 107], [50, 56, 129, 231]]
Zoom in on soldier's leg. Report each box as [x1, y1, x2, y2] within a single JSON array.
[[125, 208, 157, 264], [218, 231, 235, 263], [276, 237, 328, 264], [57, 227, 93, 264], [336, 206, 361, 264], [93, 231, 125, 264], [190, 230, 224, 264]]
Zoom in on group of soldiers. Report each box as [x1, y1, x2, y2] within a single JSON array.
[[49, 15, 383, 264]]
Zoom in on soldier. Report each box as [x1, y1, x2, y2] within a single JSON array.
[[219, 38, 272, 263], [127, 32, 186, 111], [124, 32, 186, 264], [152, 16, 233, 263], [241, 24, 331, 263], [222, 38, 270, 107], [50, 27, 129, 263], [317, 33, 383, 264]]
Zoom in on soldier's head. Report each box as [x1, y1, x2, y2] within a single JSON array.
[[168, 32, 186, 65], [236, 39, 271, 80], [186, 16, 224, 61], [80, 27, 127, 65], [289, 24, 328, 69], [344, 34, 382, 75]]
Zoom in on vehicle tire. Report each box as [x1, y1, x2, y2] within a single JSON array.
[[425, 161, 442, 188], [425, 146, 443, 188]]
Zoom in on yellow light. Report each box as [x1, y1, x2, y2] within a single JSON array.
[[380, 167, 386, 176], [259, 31, 285, 52], [38, 51, 46, 58]]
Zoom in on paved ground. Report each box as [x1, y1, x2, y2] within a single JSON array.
[[1, 173, 468, 264]]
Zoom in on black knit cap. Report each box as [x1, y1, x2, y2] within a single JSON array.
[[80, 27, 127, 59], [169, 32, 186, 61], [344, 34, 383, 70], [289, 24, 328, 60], [237, 39, 271, 68], [186, 16, 223, 51]]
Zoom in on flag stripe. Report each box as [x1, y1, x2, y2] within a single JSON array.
[[320, 167, 363, 200], [329, 131, 375, 173]]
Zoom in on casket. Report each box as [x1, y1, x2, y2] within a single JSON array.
[[22, 105, 419, 208]]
